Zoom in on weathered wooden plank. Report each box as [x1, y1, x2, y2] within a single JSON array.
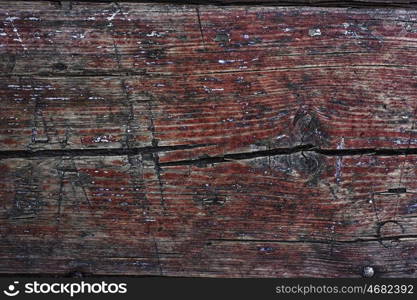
[[3, 65, 417, 158], [1, 153, 417, 276], [0, 3, 417, 160], [0, 240, 416, 277]]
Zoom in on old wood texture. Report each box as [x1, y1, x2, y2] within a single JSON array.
[[0, 1, 417, 277]]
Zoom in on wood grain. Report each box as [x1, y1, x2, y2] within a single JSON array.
[[0, 3, 416, 160], [1, 153, 417, 277], [1, 1, 417, 277]]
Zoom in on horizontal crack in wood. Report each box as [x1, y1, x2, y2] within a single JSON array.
[[2, 144, 417, 161], [0, 143, 213, 159], [209, 234, 417, 245], [159, 146, 417, 166]]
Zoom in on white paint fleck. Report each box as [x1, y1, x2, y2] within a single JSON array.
[[93, 135, 112, 143], [45, 97, 70, 101], [5, 16, 19, 22], [203, 86, 224, 93], [308, 28, 321, 37], [335, 137, 345, 184], [72, 33, 86, 39], [394, 138, 417, 145], [6, 14, 27, 51], [107, 10, 120, 21], [218, 59, 238, 64], [146, 31, 164, 37]]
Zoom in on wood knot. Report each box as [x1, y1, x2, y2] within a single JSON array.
[[299, 153, 320, 175], [292, 108, 328, 147]]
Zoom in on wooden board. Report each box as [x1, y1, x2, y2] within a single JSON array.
[[1, 153, 417, 277], [0, 1, 417, 277], [1, 2, 417, 158]]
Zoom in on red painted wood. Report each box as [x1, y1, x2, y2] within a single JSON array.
[[0, 3, 416, 160], [0, 1, 417, 277], [1, 153, 417, 276]]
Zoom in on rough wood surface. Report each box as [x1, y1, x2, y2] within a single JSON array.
[[1, 1, 417, 277], [1, 153, 417, 277], [15, 0, 417, 7], [1, 2, 417, 158]]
